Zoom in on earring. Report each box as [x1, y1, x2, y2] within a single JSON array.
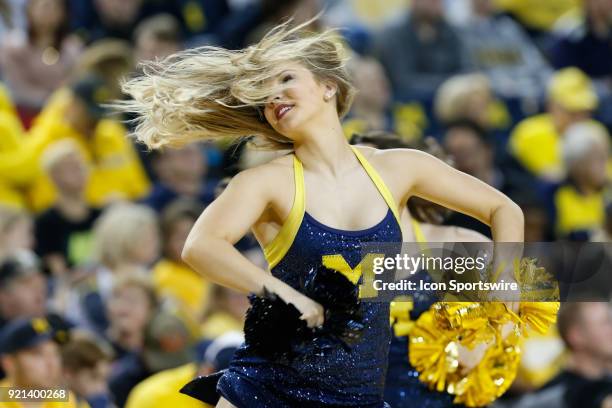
[[324, 92, 333, 102]]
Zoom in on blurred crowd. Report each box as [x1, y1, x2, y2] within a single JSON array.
[[0, 0, 611, 407]]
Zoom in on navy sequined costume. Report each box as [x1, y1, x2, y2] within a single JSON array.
[[216, 147, 403, 407]]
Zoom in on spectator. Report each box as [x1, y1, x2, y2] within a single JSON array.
[[109, 310, 196, 407], [374, 0, 467, 98], [434, 73, 497, 130], [508, 67, 600, 182], [0, 251, 74, 350], [551, 0, 612, 81], [527, 302, 612, 408], [343, 56, 406, 139], [64, 203, 159, 334], [61, 332, 115, 408], [548, 121, 610, 240], [35, 140, 103, 277], [0, 251, 46, 331], [152, 199, 210, 320], [200, 284, 248, 340], [460, 0, 551, 99], [79, 0, 146, 43], [0, 317, 79, 407], [0, 0, 82, 122], [443, 120, 505, 190], [125, 331, 243, 408], [0, 206, 33, 260], [0, 74, 150, 213], [142, 143, 215, 213], [106, 274, 158, 358], [133, 13, 182, 64]]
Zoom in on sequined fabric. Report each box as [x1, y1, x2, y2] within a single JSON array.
[[385, 271, 461, 408], [217, 209, 401, 407]]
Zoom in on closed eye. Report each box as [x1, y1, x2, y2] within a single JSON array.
[[281, 74, 294, 83]]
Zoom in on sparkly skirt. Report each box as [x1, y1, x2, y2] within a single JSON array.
[[217, 302, 392, 408]]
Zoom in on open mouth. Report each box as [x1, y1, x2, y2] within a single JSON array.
[[274, 104, 294, 121]]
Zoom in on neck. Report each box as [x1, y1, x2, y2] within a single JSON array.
[[55, 193, 89, 220], [293, 116, 357, 177], [567, 351, 608, 379]]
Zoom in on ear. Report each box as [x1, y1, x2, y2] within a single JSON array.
[[323, 82, 338, 101]]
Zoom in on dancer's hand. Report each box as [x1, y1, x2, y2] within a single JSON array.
[[457, 340, 492, 374], [292, 293, 325, 328]]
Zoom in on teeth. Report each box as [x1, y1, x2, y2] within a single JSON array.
[[278, 106, 291, 117]]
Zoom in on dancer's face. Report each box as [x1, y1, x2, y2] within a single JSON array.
[[263, 62, 337, 139]]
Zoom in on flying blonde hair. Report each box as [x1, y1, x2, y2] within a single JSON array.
[[118, 19, 355, 150]]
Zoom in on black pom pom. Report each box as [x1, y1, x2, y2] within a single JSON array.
[[303, 266, 364, 349], [243, 266, 365, 359], [243, 287, 308, 360]]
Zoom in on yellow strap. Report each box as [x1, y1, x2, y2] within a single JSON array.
[[411, 217, 427, 245], [263, 156, 305, 269], [350, 146, 402, 230]]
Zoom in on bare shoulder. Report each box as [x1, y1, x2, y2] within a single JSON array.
[[353, 145, 431, 167], [228, 153, 294, 195]]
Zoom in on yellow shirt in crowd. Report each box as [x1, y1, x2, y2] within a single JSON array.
[[201, 311, 244, 340], [152, 259, 211, 319], [508, 113, 562, 180], [493, 0, 579, 31], [0, 99, 150, 212], [124, 363, 210, 408], [554, 184, 605, 237]]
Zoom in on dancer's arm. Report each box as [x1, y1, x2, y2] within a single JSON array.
[[182, 167, 324, 327], [389, 149, 523, 242]]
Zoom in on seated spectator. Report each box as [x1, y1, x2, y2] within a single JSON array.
[[0, 317, 80, 407], [110, 309, 196, 407], [460, 0, 551, 99], [142, 143, 215, 213], [0, 74, 151, 213], [63, 203, 159, 334], [434, 73, 513, 137], [551, 0, 612, 81], [374, 0, 467, 98], [35, 140, 103, 277], [511, 302, 612, 408], [152, 199, 210, 320], [76, 0, 146, 43], [0, 252, 74, 355], [200, 284, 248, 340], [0, 251, 46, 331], [106, 273, 158, 359], [343, 56, 392, 136], [548, 121, 610, 240], [0, 0, 82, 123], [0, 206, 33, 260], [125, 331, 243, 408], [508, 67, 600, 182], [61, 332, 115, 408], [133, 13, 182, 64]]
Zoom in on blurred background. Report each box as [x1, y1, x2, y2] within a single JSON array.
[[0, 0, 611, 407]]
